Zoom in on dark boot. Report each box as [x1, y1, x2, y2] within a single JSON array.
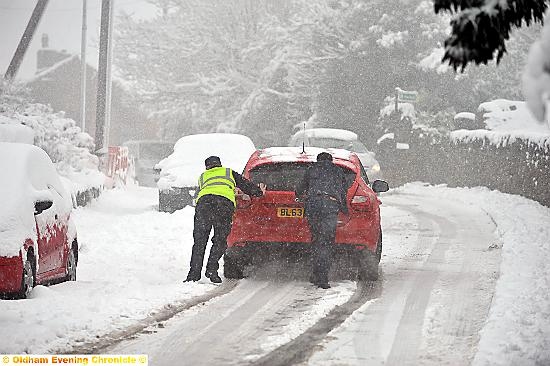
[[184, 272, 201, 282], [205, 271, 222, 284]]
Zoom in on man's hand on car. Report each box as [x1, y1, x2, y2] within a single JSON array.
[[259, 182, 267, 194]]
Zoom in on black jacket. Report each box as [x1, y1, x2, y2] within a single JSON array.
[[295, 160, 349, 214], [233, 171, 263, 197]]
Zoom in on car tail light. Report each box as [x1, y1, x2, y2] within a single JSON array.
[[351, 195, 370, 211], [236, 193, 251, 209]]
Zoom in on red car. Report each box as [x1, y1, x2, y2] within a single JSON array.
[[0, 143, 78, 299], [225, 147, 388, 280]]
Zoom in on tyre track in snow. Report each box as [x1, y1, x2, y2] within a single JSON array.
[[106, 278, 355, 365], [307, 191, 501, 366], [251, 279, 383, 366], [63, 280, 238, 354]]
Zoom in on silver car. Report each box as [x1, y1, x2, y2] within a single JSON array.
[[288, 128, 382, 181]]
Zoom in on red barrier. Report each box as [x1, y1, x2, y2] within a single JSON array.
[[106, 146, 130, 184]]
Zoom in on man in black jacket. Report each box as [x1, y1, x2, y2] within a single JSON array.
[[185, 156, 265, 283], [296, 152, 349, 289]]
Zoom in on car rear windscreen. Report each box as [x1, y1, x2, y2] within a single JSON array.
[[249, 162, 356, 191]]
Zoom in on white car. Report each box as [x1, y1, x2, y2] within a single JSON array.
[[288, 128, 382, 181], [156, 133, 256, 212]]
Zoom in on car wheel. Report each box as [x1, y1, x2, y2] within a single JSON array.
[[375, 231, 382, 263], [357, 250, 379, 281], [65, 247, 77, 282], [223, 254, 245, 279], [17, 255, 35, 299]]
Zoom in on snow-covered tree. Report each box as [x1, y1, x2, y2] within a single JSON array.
[[433, 0, 550, 123], [114, 0, 351, 146], [434, 0, 548, 70]]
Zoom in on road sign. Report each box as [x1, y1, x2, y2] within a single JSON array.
[[396, 88, 418, 103]]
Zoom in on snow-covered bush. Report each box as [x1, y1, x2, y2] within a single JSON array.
[[0, 81, 104, 201], [13, 103, 98, 176]]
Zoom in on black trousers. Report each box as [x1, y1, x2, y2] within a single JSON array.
[[189, 195, 235, 276], [305, 198, 340, 284]]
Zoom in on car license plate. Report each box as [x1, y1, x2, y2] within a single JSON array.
[[277, 207, 304, 218]]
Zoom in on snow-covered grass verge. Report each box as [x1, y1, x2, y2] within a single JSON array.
[[0, 187, 213, 353], [398, 183, 550, 366]]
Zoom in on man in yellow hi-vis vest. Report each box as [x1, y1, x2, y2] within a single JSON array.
[[185, 156, 265, 283]]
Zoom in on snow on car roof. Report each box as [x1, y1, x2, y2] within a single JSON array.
[[293, 128, 358, 141], [156, 133, 256, 189], [0, 143, 70, 257], [258, 147, 354, 163]]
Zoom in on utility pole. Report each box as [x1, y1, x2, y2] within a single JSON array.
[[95, 0, 115, 152], [4, 0, 50, 80], [80, 0, 88, 132]]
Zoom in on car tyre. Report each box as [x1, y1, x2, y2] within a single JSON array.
[[223, 254, 245, 279], [64, 245, 77, 282], [17, 254, 35, 299], [358, 234, 382, 281]]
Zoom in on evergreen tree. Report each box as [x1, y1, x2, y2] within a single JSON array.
[[434, 0, 548, 70]]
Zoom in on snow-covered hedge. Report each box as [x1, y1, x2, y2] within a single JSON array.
[[0, 82, 104, 206], [377, 128, 550, 207]]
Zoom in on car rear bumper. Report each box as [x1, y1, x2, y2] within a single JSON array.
[[226, 241, 375, 259], [228, 217, 380, 251], [0, 256, 23, 294]]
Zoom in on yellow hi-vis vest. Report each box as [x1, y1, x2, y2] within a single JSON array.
[[196, 167, 237, 205]]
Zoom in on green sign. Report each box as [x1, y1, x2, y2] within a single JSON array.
[[397, 88, 418, 103]]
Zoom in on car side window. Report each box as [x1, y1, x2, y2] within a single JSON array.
[[359, 163, 370, 185]]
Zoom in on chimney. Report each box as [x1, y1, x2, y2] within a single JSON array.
[[36, 34, 71, 73], [41, 33, 49, 48]]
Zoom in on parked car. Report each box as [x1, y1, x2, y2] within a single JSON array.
[[156, 133, 256, 213], [288, 128, 382, 181], [0, 143, 78, 299], [225, 147, 389, 281], [123, 140, 173, 187]]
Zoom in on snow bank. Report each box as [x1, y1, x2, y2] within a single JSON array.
[[396, 183, 550, 366], [156, 133, 256, 190]]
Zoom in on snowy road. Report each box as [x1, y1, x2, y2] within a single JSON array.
[[106, 187, 500, 366], [1, 184, 549, 365]]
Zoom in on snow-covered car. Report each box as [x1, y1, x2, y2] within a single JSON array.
[[156, 133, 256, 212], [288, 128, 382, 181], [123, 140, 173, 187], [0, 143, 78, 299], [225, 147, 389, 280]]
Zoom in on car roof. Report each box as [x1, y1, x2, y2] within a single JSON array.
[[247, 147, 360, 171]]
